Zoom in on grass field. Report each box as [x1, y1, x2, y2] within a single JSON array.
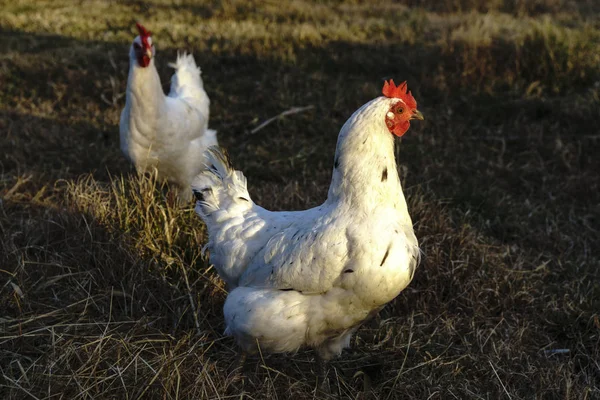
[[1, 0, 599, 398]]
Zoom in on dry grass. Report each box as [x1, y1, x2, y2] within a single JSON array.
[[1, 0, 599, 398]]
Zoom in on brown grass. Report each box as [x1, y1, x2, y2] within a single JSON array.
[[1, 0, 599, 398]]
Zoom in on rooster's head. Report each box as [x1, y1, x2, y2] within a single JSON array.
[[382, 80, 424, 137], [132, 23, 154, 68]]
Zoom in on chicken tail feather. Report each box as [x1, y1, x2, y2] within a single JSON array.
[[192, 146, 252, 219], [168, 52, 204, 97]]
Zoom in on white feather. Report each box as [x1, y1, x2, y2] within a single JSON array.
[[120, 36, 217, 203], [193, 96, 420, 359]]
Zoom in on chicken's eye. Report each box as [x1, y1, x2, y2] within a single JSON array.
[[133, 43, 141, 50], [395, 107, 404, 114]]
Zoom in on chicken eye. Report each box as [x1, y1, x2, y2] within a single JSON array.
[[133, 43, 141, 49], [395, 107, 404, 114]]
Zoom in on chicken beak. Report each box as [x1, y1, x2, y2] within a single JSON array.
[[146, 48, 152, 59], [411, 110, 424, 121]]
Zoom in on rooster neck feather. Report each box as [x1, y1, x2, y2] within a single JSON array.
[[127, 48, 164, 99], [124, 54, 167, 136], [327, 97, 408, 216]]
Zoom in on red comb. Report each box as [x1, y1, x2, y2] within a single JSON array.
[[135, 23, 152, 49], [382, 79, 417, 110]]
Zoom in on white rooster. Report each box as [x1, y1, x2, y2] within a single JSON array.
[[120, 23, 217, 203], [192, 80, 423, 385]]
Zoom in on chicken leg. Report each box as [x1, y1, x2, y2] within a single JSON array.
[[316, 354, 331, 394], [227, 351, 247, 394]]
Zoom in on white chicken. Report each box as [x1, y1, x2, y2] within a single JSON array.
[[192, 80, 423, 382], [120, 23, 217, 203]]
